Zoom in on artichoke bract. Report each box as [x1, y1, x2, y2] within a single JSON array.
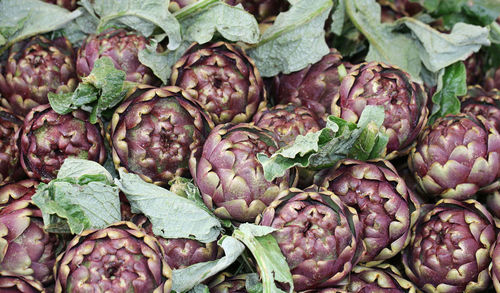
[[133, 215, 222, 270], [332, 61, 428, 159], [461, 86, 500, 131], [209, 273, 247, 293], [0, 36, 77, 116], [408, 114, 500, 200], [110, 86, 213, 186], [171, 42, 267, 125], [317, 159, 419, 265], [0, 199, 59, 285], [485, 66, 500, 92], [0, 274, 44, 293], [272, 49, 348, 119], [0, 180, 38, 208], [403, 199, 495, 293], [345, 264, 417, 292], [257, 187, 362, 291], [0, 107, 24, 186], [54, 221, 172, 293], [43, 0, 77, 10], [77, 29, 158, 85], [225, 0, 288, 21], [252, 103, 323, 147], [191, 123, 294, 222], [491, 234, 500, 292], [17, 104, 106, 183]]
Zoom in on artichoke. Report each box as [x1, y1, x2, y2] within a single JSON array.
[[345, 264, 417, 292], [461, 86, 500, 131], [317, 159, 419, 265], [491, 234, 500, 292], [17, 104, 107, 183], [272, 49, 348, 119], [485, 67, 500, 92], [110, 85, 213, 186], [208, 273, 247, 293], [252, 103, 323, 147], [403, 199, 495, 293], [169, 0, 198, 11], [76, 29, 158, 85], [0, 107, 24, 186], [0, 180, 38, 208], [224, 0, 288, 21], [54, 221, 172, 293], [171, 42, 267, 125], [0, 199, 59, 285], [133, 215, 222, 270], [43, 0, 77, 10], [332, 61, 428, 158], [191, 123, 295, 222], [257, 187, 363, 291], [0, 36, 77, 116], [0, 274, 44, 293], [408, 114, 500, 200], [379, 0, 423, 22], [464, 53, 485, 87]]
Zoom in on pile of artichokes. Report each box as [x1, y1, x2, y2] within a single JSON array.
[[1, 0, 500, 292]]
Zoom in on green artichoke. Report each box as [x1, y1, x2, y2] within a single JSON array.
[[133, 215, 222, 270], [54, 221, 173, 293], [224, 0, 288, 21], [76, 29, 158, 85], [0, 107, 24, 186], [403, 199, 495, 293], [252, 103, 323, 147], [17, 104, 107, 183], [461, 86, 500, 131], [171, 42, 267, 125], [345, 264, 417, 292], [0, 180, 38, 208], [43, 0, 77, 10], [317, 159, 419, 265], [0, 36, 77, 116], [257, 187, 363, 291], [0, 199, 59, 285], [0, 274, 44, 293], [490, 234, 500, 292], [110, 85, 213, 186], [191, 123, 295, 222], [332, 61, 428, 159], [408, 114, 500, 200], [272, 49, 348, 119], [208, 273, 247, 293]]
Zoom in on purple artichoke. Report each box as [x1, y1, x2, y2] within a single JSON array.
[[485, 66, 500, 92], [403, 199, 495, 293], [76, 29, 158, 85], [0, 199, 59, 285], [54, 221, 172, 293], [332, 61, 428, 159], [0, 36, 77, 116], [133, 215, 222, 270], [169, 0, 198, 11], [408, 114, 500, 200], [345, 264, 417, 292], [42, 0, 77, 10], [379, 0, 423, 22], [0, 180, 38, 208], [461, 86, 500, 131], [257, 187, 363, 291], [464, 53, 485, 87], [191, 123, 295, 222], [208, 273, 247, 293], [0, 274, 44, 293], [490, 234, 500, 292], [272, 49, 349, 119], [252, 103, 323, 147], [17, 104, 107, 183], [171, 42, 267, 125], [317, 159, 419, 265], [225, 0, 288, 21], [0, 107, 24, 186], [110, 85, 213, 186]]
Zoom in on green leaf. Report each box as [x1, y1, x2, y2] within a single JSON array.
[[176, 0, 260, 44], [258, 106, 387, 181], [247, 0, 333, 77], [0, 0, 81, 53], [172, 236, 246, 292], [429, 62, 467, 124], [233, 224, 293, 293], [115, 171, 222, 243], [32, 159, 120, 234], [84, 0, 181, 50]]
